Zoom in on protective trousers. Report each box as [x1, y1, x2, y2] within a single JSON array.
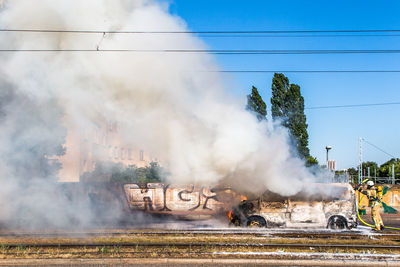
[[359, 185, 384, 231], [371, 205, 383, 230]]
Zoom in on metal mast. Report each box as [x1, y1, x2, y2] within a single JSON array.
[[358, 137, 363, 184]]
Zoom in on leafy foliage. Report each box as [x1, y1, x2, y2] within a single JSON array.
[[271, 73, 289, 119], [377, 158, 400, 178], [246, 86, 267, 121], [348, 158, 400, 180], [270, 73, 310, 159], [360, 161, 379, 176], [81, 161, 168, 183], [347, 168, 358, 176], [285, 84, 309, 158], [305, 156, 318, 167]]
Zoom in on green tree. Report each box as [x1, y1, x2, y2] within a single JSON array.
[[271, 73, 289, 120], [358, 161, 379, 177], [347, 168, 358, 183], [285, 84, 309, 157], [347, 167, 358, 176], [81, 161, 168, 183], [270, 73, 310, 159], [306, 156, 318, 167], [246, 86, 267, 121], [378, 158, 400, 178]]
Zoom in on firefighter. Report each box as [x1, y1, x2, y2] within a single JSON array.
[[357, 180, 384, 231]]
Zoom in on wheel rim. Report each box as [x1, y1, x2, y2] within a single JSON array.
[[249, 220, 261, 227], [329, 216, 345, 229]]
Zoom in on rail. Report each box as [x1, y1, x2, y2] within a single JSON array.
[[2, 242, 400, 250]]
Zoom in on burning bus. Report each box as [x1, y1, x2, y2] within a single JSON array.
[[229, 183, 358, 229], [86, 181, 357, 229], [122, 183, 238, 219], [87, 182, 244, 221]]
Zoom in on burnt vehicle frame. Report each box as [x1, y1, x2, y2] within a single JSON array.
[[230, 183, 358, 230]]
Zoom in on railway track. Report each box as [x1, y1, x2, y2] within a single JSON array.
[[0, 229, 398, 239], [0, 228, 372, 235], [2, 242, 400, 250], [1, 232, 399, 262], [2, 251, 399, 263], [0, 230, 281, 237]]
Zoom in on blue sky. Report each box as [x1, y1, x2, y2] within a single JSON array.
[[164, 0, 400, 169]]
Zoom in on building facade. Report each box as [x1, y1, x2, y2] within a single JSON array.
[[58, 115, 158, 182]]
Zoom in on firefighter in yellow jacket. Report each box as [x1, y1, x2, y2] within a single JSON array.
[[357, 180, 384, 230]]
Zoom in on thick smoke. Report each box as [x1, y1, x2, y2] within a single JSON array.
[[0, 0, 317, 227]]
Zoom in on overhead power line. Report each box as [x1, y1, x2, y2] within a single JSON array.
[[305, 102, 400, 110], [2, 29, 400, 38], [362, 138, 396, 159], [215, 70, 400, 73], [199, 34, 400, 38], [1, 29, 400, 34], [2, 49, 400, 54]]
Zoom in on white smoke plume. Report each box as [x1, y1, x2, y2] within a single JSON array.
[[0, 0, 317, 227]]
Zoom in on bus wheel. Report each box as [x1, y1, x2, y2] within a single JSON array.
[[327, 215, 347, 230], [246, 216, 267, 228]]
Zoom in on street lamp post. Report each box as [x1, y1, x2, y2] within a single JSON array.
[[326, 146, 332, 170]]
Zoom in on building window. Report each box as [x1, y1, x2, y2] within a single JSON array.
[[140, 150, 144, 161], [121, 148, 124, 160], [128, 149, 132, 160]]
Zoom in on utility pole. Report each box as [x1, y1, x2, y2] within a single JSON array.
[[358, 137, 363, 184], [393, 164, 395, 185]]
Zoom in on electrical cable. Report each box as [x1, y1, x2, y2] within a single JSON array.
[[2, 29, 400, 34], [1, 49, 400, 54], [215, 70, 400, 73], [2, 30, 400, 38], [3, 29, 400, 40], [199, 34, 400, 38], [362, 139, 397, 159], [305, 102, 400, 110]]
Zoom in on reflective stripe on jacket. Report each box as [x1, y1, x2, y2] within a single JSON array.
[[361, 186, 383, 208]]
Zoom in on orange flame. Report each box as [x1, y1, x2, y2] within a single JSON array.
[[228, 210, 234, 221]]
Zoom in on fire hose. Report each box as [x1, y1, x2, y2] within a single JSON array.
[[357, 193, 400, 231]]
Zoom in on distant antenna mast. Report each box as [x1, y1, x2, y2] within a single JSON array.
[[358, 137, 363, 184]]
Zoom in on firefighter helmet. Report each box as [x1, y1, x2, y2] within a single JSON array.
[[366, 180, 374, 187]]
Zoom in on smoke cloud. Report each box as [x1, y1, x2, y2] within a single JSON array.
[[0, 0, 317, 228]]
